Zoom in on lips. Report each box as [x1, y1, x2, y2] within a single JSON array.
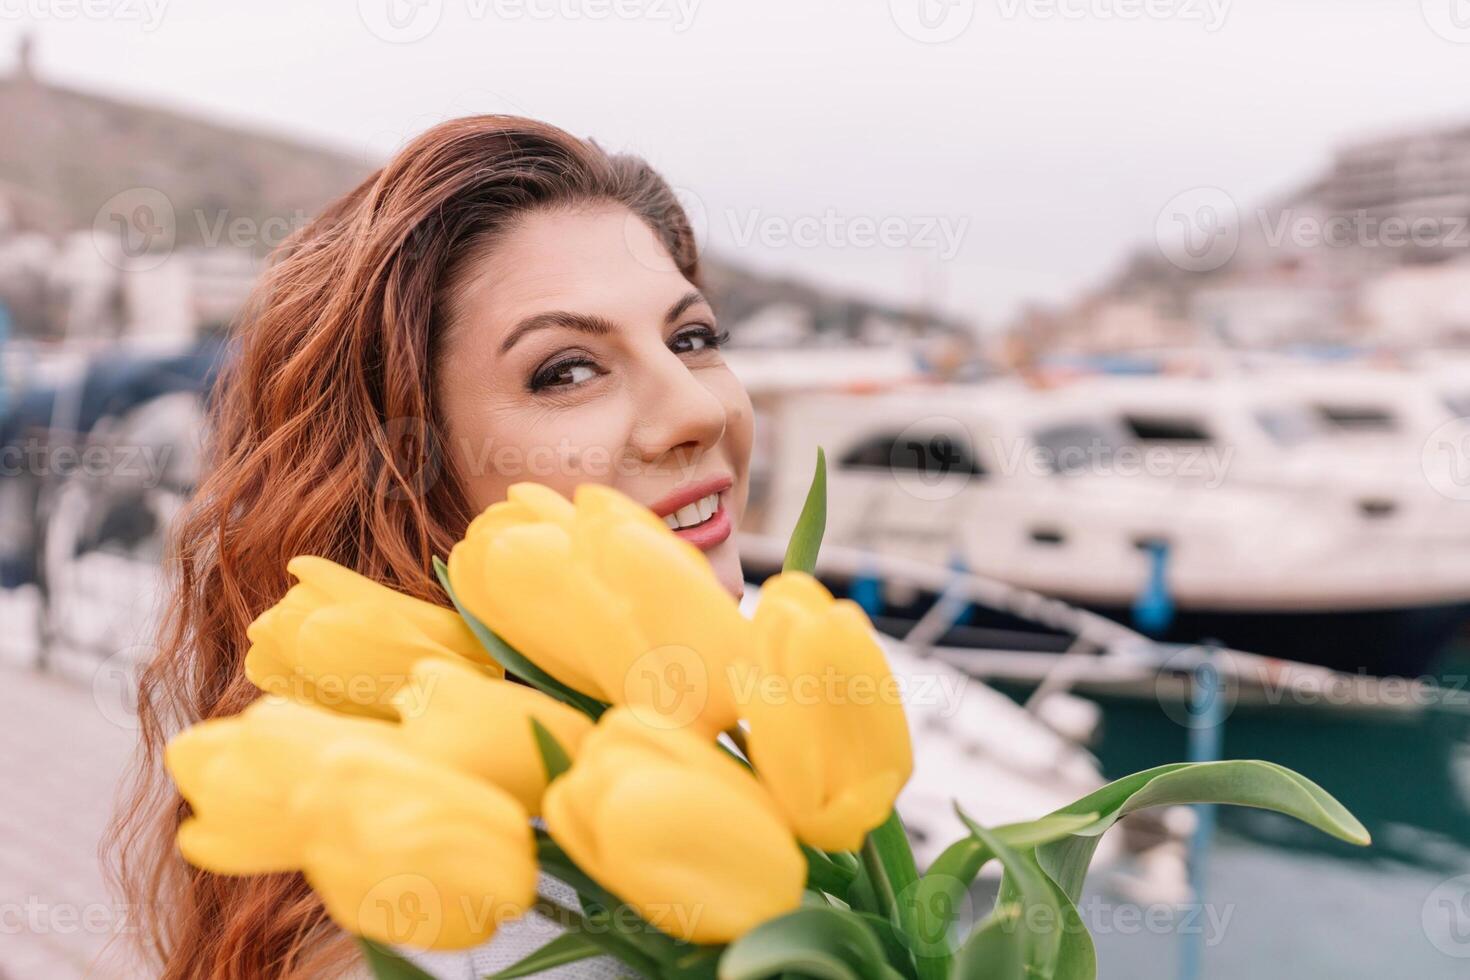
[[649, 475, 734, 551]]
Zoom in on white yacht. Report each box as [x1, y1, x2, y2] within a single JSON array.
[[737, 370, 1470, 676]]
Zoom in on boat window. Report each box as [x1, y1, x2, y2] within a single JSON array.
[[1031, 422, 1123, 475], [1120, 413, 1213, 444], [1312, 403, 1397, 433], [1255, 406, 1323, 446], [1443, 391, 1470, 420], [837, 431, 985, 477]]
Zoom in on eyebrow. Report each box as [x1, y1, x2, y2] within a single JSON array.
[[498, 290, 710, 355]]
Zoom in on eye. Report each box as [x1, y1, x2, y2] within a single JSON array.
[[670, 324, 730, 355], [529, 357, 602, 392]]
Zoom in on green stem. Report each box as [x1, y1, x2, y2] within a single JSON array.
[[535, 831, 687, 965], [863, 812, 949, 980], [860, 834, 902, 927], [531, 894, 663, 978]]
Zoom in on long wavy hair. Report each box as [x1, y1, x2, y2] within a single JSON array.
[[106, 115, 702, 979]]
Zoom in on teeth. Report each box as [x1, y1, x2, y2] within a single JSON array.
[[666, 493, 720, 530]]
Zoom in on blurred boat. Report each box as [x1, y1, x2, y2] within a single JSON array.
[[0, 336, 224, 589], [739, 371, 1470, 676]]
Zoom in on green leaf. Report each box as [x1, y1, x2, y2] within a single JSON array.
[[852, 912, 924, 978], [1033, 760, 1370, 902], [358, 940, 437, 980], [433, 555, 605, 719], [781, 447, 827, 575], [802, 844, 857, 897], [530, 718, 572, 782], [912, 813, 1096, 961], [987, 862, 1096, 980], [1046, 880, 1096, 980], [528, 894, 667, 978], [482, 932, 602, 978], [718, 906, 908, 980], [860, 812, 931, 979], [951, 909, 1025, 980], [951, 817, 1064, 980]]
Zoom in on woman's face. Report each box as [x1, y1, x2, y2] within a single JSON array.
[[435, 203, 755, 596]]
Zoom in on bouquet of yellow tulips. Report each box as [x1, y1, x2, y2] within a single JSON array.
[[165, 451, 1369, 980]]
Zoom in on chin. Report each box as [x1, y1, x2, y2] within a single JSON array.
[[705, 536, 745, 599]]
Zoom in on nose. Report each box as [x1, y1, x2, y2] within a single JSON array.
[[627, 347, 728, 470]]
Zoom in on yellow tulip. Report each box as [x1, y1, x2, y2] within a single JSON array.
[[245, 555, 501, 719], [448, 483, 753, 735], [165, 698, 397, 874], [394, 656, 595, 814], [298, 741, 537, 951], [744, 572, 913, 852], [543, 708, 804, 944], [166, 699, 536, 951]]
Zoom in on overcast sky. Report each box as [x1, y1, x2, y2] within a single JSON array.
[[3, 0, 1470, 326]]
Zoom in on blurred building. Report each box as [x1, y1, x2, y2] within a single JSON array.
[[1024, 118, 1470, 355], [0, 37, 968, 357]]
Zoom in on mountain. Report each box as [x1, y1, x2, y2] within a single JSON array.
[[0, 50, 967, 345]]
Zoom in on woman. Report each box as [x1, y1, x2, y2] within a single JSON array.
[[109, 115, 755, 979]]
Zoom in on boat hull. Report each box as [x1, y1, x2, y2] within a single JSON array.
[[761, 566, 1468, 678], [1080, 600, 1468, 678]]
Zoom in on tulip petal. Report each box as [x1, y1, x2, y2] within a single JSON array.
[[165, 700, 398, 873], [542, 709, 804, 945], [572, 483, 670, 536], [590, 765, 805, 944], [298, 744, 536, 951], [395, 657, 593, 813], [747, 573, 913, 851], [576, 521, 751, 733], [452, 522, 633, 701]]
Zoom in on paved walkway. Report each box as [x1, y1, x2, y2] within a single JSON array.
[[2, 586, 148, 980]]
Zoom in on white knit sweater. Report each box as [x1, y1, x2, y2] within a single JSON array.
[[393, 873, 647, 980]]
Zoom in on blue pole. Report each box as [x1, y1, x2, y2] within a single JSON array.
[[850, 560, 883, 619], [1179, 644, 1225, 980], [1132, 540, 1175, 638], [933, 550, 975, 628]]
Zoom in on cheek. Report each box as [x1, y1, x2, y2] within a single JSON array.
[[442, 394, 638, 515], [714, 373, 756, 506]]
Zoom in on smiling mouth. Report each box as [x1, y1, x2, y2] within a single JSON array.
[[661, 491, 721, 531]]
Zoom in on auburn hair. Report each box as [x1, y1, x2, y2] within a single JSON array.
[[106, 115, 702, 979]]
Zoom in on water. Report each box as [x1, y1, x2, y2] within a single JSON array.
[[1034, 647, 1470, 979]]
